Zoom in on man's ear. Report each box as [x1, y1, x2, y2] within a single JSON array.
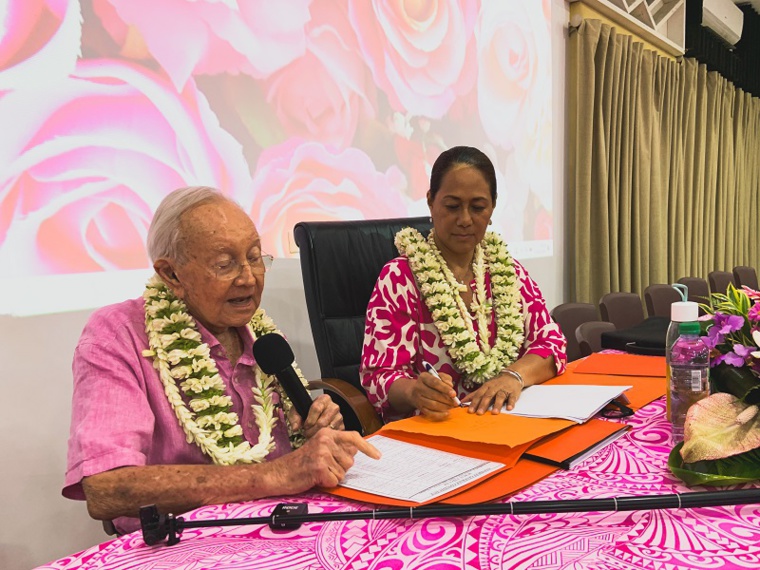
[[426, 190, 433, 209], [154, 259, 184, 298]]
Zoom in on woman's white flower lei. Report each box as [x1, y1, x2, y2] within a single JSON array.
[[395, 228, 525, 387], [142, 275, 306, 466]]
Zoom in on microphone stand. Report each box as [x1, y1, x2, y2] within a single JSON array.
[[141, 488, 760, 546]]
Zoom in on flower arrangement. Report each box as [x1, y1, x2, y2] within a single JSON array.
[[670, 284, 760, 485]]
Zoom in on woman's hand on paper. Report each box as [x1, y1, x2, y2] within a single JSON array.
[[462, 373, 524, 415]]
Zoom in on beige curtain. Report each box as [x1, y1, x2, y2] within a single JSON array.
[[567, 19, 760, 304]]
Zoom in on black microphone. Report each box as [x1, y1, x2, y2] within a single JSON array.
[[253, 333, 313, 420]]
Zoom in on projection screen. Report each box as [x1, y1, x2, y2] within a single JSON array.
[[0, 0, 553, 315]]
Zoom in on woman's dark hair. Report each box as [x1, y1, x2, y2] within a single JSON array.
[[429, 146, 497, 202]]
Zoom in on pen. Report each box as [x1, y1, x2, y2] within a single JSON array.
[[422, 361, 463, 407]]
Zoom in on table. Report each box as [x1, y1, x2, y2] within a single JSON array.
[[39, 399, 760, 570]]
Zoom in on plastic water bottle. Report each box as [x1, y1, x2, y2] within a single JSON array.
[[665, 296, 700, 354], [667, 320, 709, 444]]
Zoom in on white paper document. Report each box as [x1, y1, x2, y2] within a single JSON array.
[[503, 384, 632, 423], [339, 435, 505, 503]]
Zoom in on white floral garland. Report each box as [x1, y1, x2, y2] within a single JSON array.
[[142, 275, 306, 466], [395, 228, 525, 387]]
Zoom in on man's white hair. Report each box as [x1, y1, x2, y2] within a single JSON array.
[[147, 186, 238, 263]]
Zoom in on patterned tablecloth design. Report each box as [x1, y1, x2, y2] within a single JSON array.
[[40, 399, 760, 570]]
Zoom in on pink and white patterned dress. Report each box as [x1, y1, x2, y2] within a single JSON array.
[[360, 256, 567, 421]]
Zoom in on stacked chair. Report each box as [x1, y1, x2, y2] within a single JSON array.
[[598, 292, 646, 330], [677, 276, 710, 307], [733, 266, 759, 290], [549, 303, 599, 362], [575, 321, 616, 357], [643, 284, 681, 318], [708, 270, 735, 295]]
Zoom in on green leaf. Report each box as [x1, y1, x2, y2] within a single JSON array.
[[711, 363, 760, 404], [668, 443, 760, 486], [165, 338, 200, 352]]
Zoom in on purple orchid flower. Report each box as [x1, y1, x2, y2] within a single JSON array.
[[748, 304, 760, 322], [722, 351, 746, 366], [733, 344, 754, 359], [712, 312, 745, 334], [703, 328, 723, 350]]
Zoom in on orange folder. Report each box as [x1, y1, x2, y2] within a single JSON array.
[[441, 458, 557, 505], [323, 416, 631, 506], [572, 352, 667, 377], [377, 405, 575, 448], [522, 418, 630, 469]]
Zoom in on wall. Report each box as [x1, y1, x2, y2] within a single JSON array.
[[0, 1, 568, 568]]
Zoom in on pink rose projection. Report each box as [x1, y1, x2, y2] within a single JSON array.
[[0, 0, 81, 88], [476, 0, 550, 153], [91, 0, 312, 89], [348, 0, 478, 119], [0, 0, 554, 311], [0, 60, 252, 275], [243, 140, 406, 257], [263, 0, 376, 149]]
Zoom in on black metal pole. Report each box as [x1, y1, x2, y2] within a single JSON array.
[[140, 488, 760, 546]]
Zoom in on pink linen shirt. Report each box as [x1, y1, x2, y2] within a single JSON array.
[[360, 257, 567, 421], [64, 297, 293, 531]]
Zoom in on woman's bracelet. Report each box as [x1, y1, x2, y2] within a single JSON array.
[[503, 369, 524, 389]]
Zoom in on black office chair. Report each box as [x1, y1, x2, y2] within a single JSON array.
[[294, 216, 432, 435], [733, 266, 759, 290], [643, 284, 681, 318], [550, 302, 598, 362]]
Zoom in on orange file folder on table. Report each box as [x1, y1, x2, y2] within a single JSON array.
[[324, 408, 631, 506]]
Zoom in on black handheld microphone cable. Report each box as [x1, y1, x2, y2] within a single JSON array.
[[253, 333, 313, 420]]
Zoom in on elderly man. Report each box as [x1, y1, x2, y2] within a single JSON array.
[[63, 186, 379, 533]]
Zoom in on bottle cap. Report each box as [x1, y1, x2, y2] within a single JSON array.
[[670, 301, 698, 322], [678, 321, 701, 335]]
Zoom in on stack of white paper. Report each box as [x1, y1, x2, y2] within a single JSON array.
[[340, 435, 505, 503], [503, 384, 632, 423]]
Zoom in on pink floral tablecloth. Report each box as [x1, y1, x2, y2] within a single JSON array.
[[39, 399, 760, 570]]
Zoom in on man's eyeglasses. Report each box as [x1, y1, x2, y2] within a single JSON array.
[[212, 254, 273, 281]]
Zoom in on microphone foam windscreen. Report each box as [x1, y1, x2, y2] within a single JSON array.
[[252, 333, 295, 375]]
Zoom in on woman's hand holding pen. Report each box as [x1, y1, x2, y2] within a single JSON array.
[[411, 363, 461, 421]]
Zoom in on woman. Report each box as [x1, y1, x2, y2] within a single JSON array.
[[64, 187, 378, 533], [360, 146, 567, 421]]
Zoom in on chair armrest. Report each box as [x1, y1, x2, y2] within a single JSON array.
[[308, 378, 383, 436]]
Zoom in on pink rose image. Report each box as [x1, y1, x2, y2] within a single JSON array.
[[263, 0, 375, 149], [0, 0, 81, 88], [392, 122, 445, 200], [476, 0, 550, 152], [92, 0, 312, 89], [0, 60, 252, 276], [242, 139, 407, 257], [348, 0, 478, 119]]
